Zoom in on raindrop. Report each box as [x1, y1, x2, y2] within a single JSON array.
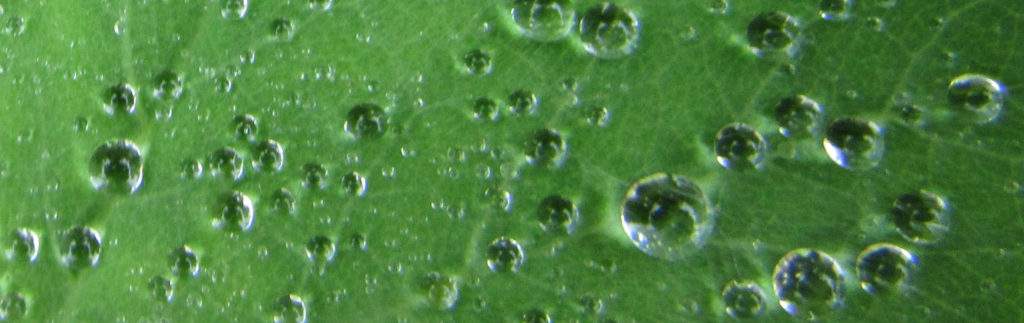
[[0, 293, 26, 321], [302, 163, 329, 190], [524, 128, 568, 167], [169, 245, 200, 278], [747, 12, 800, 57], [222, 0, 248, 19], [340, 171, 368, 197], [509, 0, 576, 41], [271, 18, 296, 41], [181, 158, 203, 179], [823, 118, 884, 170], [418, 272, 459, 310], [578, 3, 641, 59], [345, 104, 388, 139], [537, 195, 580, 234], [271, 188, 297, 215], [856, 243, 918, 294], [252, 139, 285, 172], [714, 124, 767, 170], [463, 49, 493, 75], [232, 114, 258, 142], [487, 237, 525, 273], [473, 97, 500, 121], [153, 71, 183, 100], [3, 16, 24, 36], [306, 235, 336, 275], [308, 0, 332, 11], [891, 190, 950, 244], [508, 89, 539, 115], [522, 309, 551, 323], [621, 173, 713, 260], [722, 280, 766, 319], [148, 276, 174, 302], [6, 228, 39, 263], [208, 147, 244, 180], [216, 191, 254, 232], [820, 0, 854, 21], [105, 83, 137, 115], [89, 140, 144, 194], [274, 294, 307, 323], [773, 249, 845, 319], [947, 74, 1006, 124], [774, 95, 824, 138], [61, 226, 102, 269]]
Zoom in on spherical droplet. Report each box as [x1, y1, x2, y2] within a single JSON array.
[[473, 97, 500, 121], [508, 89, 539, 115], [773, 249, 845, 319], [222, 0, 249, 19], [487, 237, 525, 273], [0, 293, 27, 321], [274, 294, 307, 323], [510, 0, 576, 41], [891, 190, 950, 244], [89, 140, 144, 194], [6, 228, 39, 263], [307, 235, 336, 275], [579, 3, 641, 59], [148, 276, 174, 302], [340, 171, 368, 197], [747, 12, 800, 56], [774, 95, 824, 138], [308, 0, 332, 11], [271, 18, 296, 41], [105, 83, 137, 115], [856, 243, 918, 294], [722, 280, 766, 319], [153, 71, 183, 100], [271, 188, 297, 215], [521, 308, 551, 323], [252, 139, 285, 172], [302, 163, 329, 190], [419, 272, 459, 310], [232, 114, 258, 142], [169, 245, 200, 278], [61, 226, 102, 269], [463, 49, 493, 75], [524, 128, 568, 167], [537, 195, 580, 234], [181, 158, 203, 179], [714, 124, 767, 170], [823, 118, 884, 170], [621, 173, 713, 260], [216, 191, 254, 232], [947, 74, 1006, 124], [345, 104, 388, 139], [208, 147, 244, 180]]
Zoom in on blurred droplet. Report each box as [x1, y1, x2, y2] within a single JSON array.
[[345, 104, 388, 139], [891, 190, 950, 244], [232, 114, 259, 142], [105, 83, 137, 115], [148, 276, 174, 302], [340, 171, 368, 197], [473, 97, 500, 121], [271, 188, 297, 215], [820, 0, 854, 21], [61, 226, 102, 270], [208, 147, 244, 181], [0, 293, 27, 320], [252, 139, 285, 172], [6, 228, 39, 263], [274, 294, 307, 323], [463, 49, 493, 75], [271, 18, 296, 41], [537, 195, 580, 234], [216, 191, 254, 232], [302, 163, 329, 190], [524, 128, 568, 168], [307, 235, 336, 275], [419, 272, 459, 310], [222, 0, 248, 19], [774, 95, 824, 138], [153, 71, 184, 100], [747, 12, 800, 57], [508, 89, 539, 115], [169, 245, 200, 278]]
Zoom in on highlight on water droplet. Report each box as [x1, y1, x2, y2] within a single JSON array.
[[169, 245, 200, 278], [463, 49, 493, 75], [418, 272, 459, 310], [524, 128, 568, 168], [274, 294, 307, 323], [89, 140, 144, 194], [747, 12, 801, 57], [721, 280, 766, 319], [856, 243, 917, 294], [823, 118, 884, 170], [947, 74, 1006, 124], [232, 114, 258, 142], [61, 226, 102, 270], [773, 249, 845, 319], [345, 103, 388, 139], [820, 0, 854, 21], [890, 190, 950, 244], [153, 71, 184, 100], [509, 0, 576, 41], [340, 171, 367, 197], [473, 97, 500, 121], [714, 124, 767, 170], [252, 139, 285, 172], [6, 228, 39, 263], [621, 173, 713, 260], [105, 83, 137, 115], [487, 237, 525, 273], [0, 292, 27, 321], [302, 163, 329, 190], [271, 17, 296, 41], [208, 147, 244, 181], [578, 3, 641, 59], [216, 191, 254, 232], [148, 276, 174, 302], [774, 95, 824, 138], [537, 195, 580, 234], [508, 89, 539, 116], [222, 0, 248, 19], [306, 235, 336, 275]]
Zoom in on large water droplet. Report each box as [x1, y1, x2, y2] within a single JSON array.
[[418, 272, 459, 310], [714, 124, 767, 170], [274, 294, 307, 323], [6, 228, 39, 263], [216, 191, 254, 232], [579, 3, 640, 59], [773, 249, 845, 319], [306, 235, 336, 275], [89, 140, 144, 194], [473, 97, 500, 121], [509, 0, 576, 41], [856, 243, 917, 294], [621, 173, 713, 260], [232, 114, 258, 142], [61, 226, 102, 270], [169, 245, 200, 278], [302, 163, 329, 190], [524, 128, 568, 167], [252, 139, 285, 172], [0, 293, 27, 321], [148, 276, 174, 302], [823, 118, 884, 170], [947, 74, 1006, 124], [105, 83, 137, 115], [463, 49, 493, 75], [891, 190, 950, 244], [722, 280, 766, 319], [222, 0, 248, 19], [208, 147, 244, 181], [271, 18, 296, 41], [747, 12, 800, 57], [153, 71, 184, 100], [820, 0, 854, 21], [537, 195, 580, 234], [774, 95, 824, 138], [508, 89, 539, 115], [487, 237, 525, 273], [340, 171, 368, 197], [271, 188, 297, 215], [345, 104, 388, 139]]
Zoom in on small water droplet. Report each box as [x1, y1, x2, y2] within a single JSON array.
[[302, 163, 329, 190], [271, 18, 296, 41], [345, 104, 388, 139], [308, 0, 333, 11], [714, 124, 767, 170], [773, 249, 845, 319], [307, 235, 336, 275], [621, 173, 713, 260], [89, 140, 144, 194], [463, 49, 493, 75], [3, 16, 25, 36], [419, 272, 459, 310], [487, 237, 525, 273], [208, 147, 244, 180], [473, 97, 500, 121], [252, 139, 285, 172], [856, 243, 917, 294], [216, 191, 254, 232], [508, 90, 539, 115], [509, 0, 576, 41], [579, 3, 640, 59], [61, 226, 102, 270], [774, 95, 824, 138], [823, 118, 884, 170], [148, 276, 174, 302], [153, 71, 183, 100], [274, 294, 307, 323], [537, 195, 580, 234], [340, 171, 368, 197], [181, 158, 203, 179], [105, 83, 137, 115], [820, 0, 853, 21], [947, 74, 1006, 124], [232, 114, 259, 142], [521, 308, 551, 323], [891, 190, 950, 244], [0, 293, 27, 320], [747, 12, 801, 57], [270, 188, 297, 215], [524, 128, 568, 167], [6, 229, 39, 263], [484, 187, 514, 212], [222, 0, 248, 19], [722, 280, 766, 319]]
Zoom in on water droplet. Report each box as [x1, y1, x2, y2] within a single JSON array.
[[0, 293, 27, 320], [89, 140, 144, 194], [856, 243, 917, 294], [703, 0, 729, 14], [74, 117, 90, 132], [222, 0, 249, 19], [3, 16, 25, 36], [823, 118, 884, 170], [271, 188, 297, 215], [537, 195, 580, 234], [866, 17, 885, 32], [308, 0, 332, 11], [722, 280, 766, 319], [252, 139, 285, 172], [233, 114, 258, 142], [418, 272, 459, 310], [463, 49, 493, 75], [169, 245, 200, 278], [271, 18, 296, 41], [773, 249, 845, 319], [586, 106, 610, 126], [350, 233, 368, 250], [509, 0, 576, 41], [579, 295, 605, 315], [180, 158, 203, 179], [621, 173, 713, 260], [820, 0, 853, 21], [508, 89, 539, 115], [302, 163, 329, 190], [345, 104, 388, 139], [148, 276, 174, 302], [947, 74, 1006, 124], [487, 237, 525, 273], [216, 191, 254, 232], [61, 226, 102, 269], [747, 12, 800, 57], [891, 190, 950, 244], [6, 228, 39, 263], [524, 128, 568, 167], [307, 235, 336, 275], [153, 71, 184, 100], [105, 83, 137, 115], [340, 171, 368, 197], [274, 294, 307, 323], [578, 3, 641, 59], [484, 186, 514, 212], [473, 97, 500, 121], [521, 309, 551, 323], [775, 95, 824, 138], [714, 124, 767, 170], [208, 147, 244, 180]]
